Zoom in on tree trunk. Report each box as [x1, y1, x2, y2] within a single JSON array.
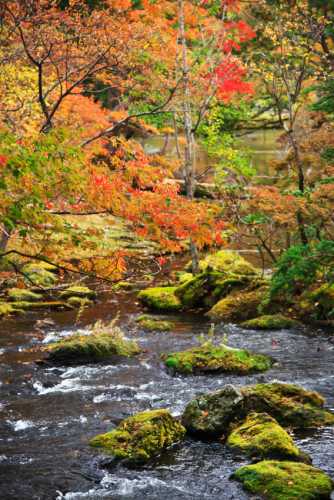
[[179, 0, 200, 275], [0, 227, 12, 254]]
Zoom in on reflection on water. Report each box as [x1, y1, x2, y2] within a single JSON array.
[[144, 129, 283, 186], [0, 254, 334, 499]]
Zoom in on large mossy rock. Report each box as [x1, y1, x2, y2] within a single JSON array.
[[232, 461, 334, 500], [185, 251, 257, 276], [90, 409, 186, 461], [59, 286, 97, 301], [137, 287, 181, 311], [66, 296, 94, 308], [181, 383, 334, 438], [8, 288, 43, 303], [31, 332, 141, 360], [240, 314, 301, 330], [22, 264, 56, 286], [296, 284, 334, 320], [135, 315, 174, 331], [161, 346, 272, 375], [227, 413, 311, 464], [207, 285, 285, 321]]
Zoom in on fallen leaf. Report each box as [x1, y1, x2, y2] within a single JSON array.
[[201, 411, 209, 419]]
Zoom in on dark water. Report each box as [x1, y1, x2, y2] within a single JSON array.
[[1, 255, 334, 500]]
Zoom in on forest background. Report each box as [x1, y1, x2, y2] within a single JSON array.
[[1, 0, 334, 303]]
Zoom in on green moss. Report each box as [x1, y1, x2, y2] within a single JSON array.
[[90, 409, 186, 461], [181, 383, 334, 438], [135, 315, 174, 331], [22, 264, 56, 286], [0, 302, 25, 316], [141, 275, 154, 280], [67, 296, 94, 307], [240, 315, 301, 330], [8, 288, 43, 303], [232, 461, 334, 500], [114, 282, 137, 290], [297, 284, 334, 320], [161, 346, 272, 375], [137, 287, 181, 311], [205, 250, 257, 275], [179, 273, 194, 284], [33, 331, 141, 358], [59, 286, 97, 300], [12, 301, 65, 310], [35, 261, 58, 273], [184, 260, 208, 272], [227, 413, 309, 462]]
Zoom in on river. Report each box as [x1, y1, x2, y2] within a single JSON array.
[[1, 253, 334, 499]]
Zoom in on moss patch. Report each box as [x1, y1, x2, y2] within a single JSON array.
[[181, 383, 334, 438], [8, 288, 43, 303], [135, 315, 174, 331], [90, 409, 186, 461], [161, 346, 272, 375], [207, 286, 285, 321], [240, 315, 301, 330], [232, 461, 334, 500], [59, 286, 97, 300], [31, 331, 141, 359], [227, 413, 310, 463], [10, 301, 65, 310], [0, 302, 25, 317], [22, 264, 56, 286], [179, 273, 194, 284], [67, 296, 94, 308], [297, 284, 334, 320], [137, 287, 181, 311], [114, 282, 137, 290], [205, 250, 257, 275], [184, 260, 208, 272]]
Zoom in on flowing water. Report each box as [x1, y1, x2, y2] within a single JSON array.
[[1, 254, 334, 500]]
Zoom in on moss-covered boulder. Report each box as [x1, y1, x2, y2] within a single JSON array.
[[0, 302, 25, 317], [8, 301, 65, 310], [135, 315, 174, 331], [31, 332, 141, 360], [66, 296, 94, 308], [181, 383, 334, 438], [232, 461, 334, 500], [240, 314, 301, 330], [296, 284, 334, 320], [227, 413, 311, 463], [207, 285, 286, 321], [22, 264, 56, 286], [90, 409, 186, 461], [8, 288, 43, 303], [137, 287, 181, 311], [161, 346, 272, 375], [141, 274, 154, 281], [204, 250, 257, 275], [59, 286, 97, 301]]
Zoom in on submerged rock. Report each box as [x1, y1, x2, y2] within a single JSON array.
[[296, 283, 334, 320], [59, 286, 97, 301], [232, 461, 334, 500], [90, 409, 186, 461], [135, 315, 174, 331], [181, 383, 334, 438], [240, 314, 301, 330], [8, 289, 43, 303], [227, 413, 311, 464], [161, 346, 272, 375], [29, 331, 141, 360], [137, 287, 181, 311]]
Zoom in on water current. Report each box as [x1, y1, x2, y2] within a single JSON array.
[[1, 254, 334, 499]]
